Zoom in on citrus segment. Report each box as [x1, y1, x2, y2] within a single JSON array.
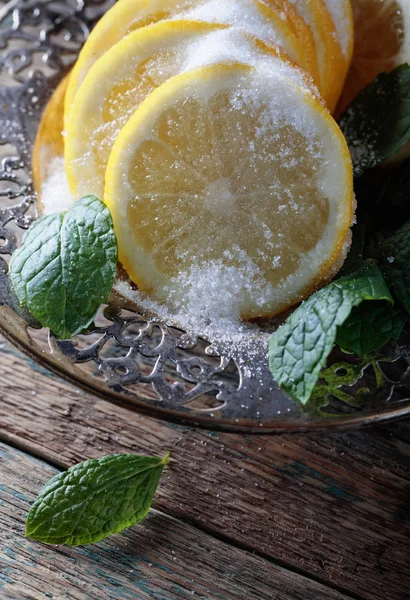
[[65, 0, 323, 118], [65, 19, 321, 199], [339, 0, 410, 112], [105, 63, 354, 319]]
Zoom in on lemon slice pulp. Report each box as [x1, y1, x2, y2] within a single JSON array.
[[105, 62, 354, 319]]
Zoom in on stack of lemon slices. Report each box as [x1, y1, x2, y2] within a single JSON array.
[[35, 0, 359, 321]]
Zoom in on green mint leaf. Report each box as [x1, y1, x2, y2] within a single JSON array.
[[336, 302, 406, 356], [382, 220, 410, 313], [26, 452, 170, 546], [339, 64, 410, 177], [9, 195, 117, 339], [269, 263, 393, 404]]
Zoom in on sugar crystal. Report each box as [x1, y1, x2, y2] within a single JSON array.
[[40, 157, 74, 214]]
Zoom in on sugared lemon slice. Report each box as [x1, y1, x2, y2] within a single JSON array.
[[105, 62, 354, 319], [339, 0, 410, 112], [65, 19, 322, 199]]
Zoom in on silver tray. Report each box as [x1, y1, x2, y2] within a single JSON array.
[[1, 0, 410, 432]]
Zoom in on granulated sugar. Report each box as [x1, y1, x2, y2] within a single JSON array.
[[178, 0, 283, 49], [182, 27, 317, 95], [115, 276, 274, 360], [40, 157, 74, 214]]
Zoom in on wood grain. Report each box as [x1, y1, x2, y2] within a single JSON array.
[[0, 441, 351, 600], [1, 337, 410, 600]]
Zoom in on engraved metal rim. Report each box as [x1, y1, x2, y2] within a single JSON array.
[[1, 317, 410, 433], [0, 0, 410, 433]]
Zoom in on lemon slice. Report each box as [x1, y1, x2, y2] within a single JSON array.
[[105, 62, 354, 319], [339, 0, 410, 112], [258, 0, 320, 84], [314, 0, 352, 108], [65, 0, 321, 117], [289, 0, 349, 111], [65, 19, 322, 199], [322, 0, 354, 61]]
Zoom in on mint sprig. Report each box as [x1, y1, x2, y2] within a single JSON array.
[[269, 264, 393, 404], [26, 453, 169, 546], [340, 64, 410, 177], [9, 195, 117, 339]]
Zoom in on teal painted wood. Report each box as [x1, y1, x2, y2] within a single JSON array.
[[0, 442, 351, 600], [1, 337, 410, 599]]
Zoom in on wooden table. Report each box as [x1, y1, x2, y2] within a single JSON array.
[[0, 334, 409, 600]]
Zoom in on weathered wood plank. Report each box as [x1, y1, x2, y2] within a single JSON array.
[[1, 337, 410, 600], [0, 441, 351, 600]]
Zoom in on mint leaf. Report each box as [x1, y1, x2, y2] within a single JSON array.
[[269, 264, 393, 404], [336, 302, 406, 356], [9, 195, 117, 338], [339, 65, 410, 176], [382, 221, 410, 313], [26, 452, 169, 546]]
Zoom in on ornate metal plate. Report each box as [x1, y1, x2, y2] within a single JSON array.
[[0, 0, 410, 432]]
